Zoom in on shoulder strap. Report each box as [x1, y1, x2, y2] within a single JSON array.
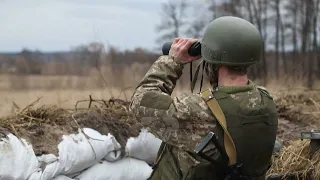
[[200, 88, 237, 165], [256, 86, 273, 99]]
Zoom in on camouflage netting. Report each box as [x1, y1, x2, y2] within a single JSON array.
[[0, 90, 319, 179]]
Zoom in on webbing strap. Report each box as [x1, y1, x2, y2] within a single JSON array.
[[200, 89, 237, 165], [190, 59, 204, 93]]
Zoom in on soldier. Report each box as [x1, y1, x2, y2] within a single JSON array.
[[129, 16, 278, 180]]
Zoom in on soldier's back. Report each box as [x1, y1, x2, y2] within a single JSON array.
[[204, 83, 278, 180]]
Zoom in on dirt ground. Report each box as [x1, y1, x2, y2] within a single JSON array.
[[0, 98, 142, 156], [274, 90, 320, 144]]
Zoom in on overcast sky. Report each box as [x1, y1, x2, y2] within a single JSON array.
[[1, 0, 298, 53], [0, 0, 187, 52]]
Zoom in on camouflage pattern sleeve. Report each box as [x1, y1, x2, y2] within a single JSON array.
[[129, 55, 217, 151]]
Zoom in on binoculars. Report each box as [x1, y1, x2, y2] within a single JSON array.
[[161, 41, 202, 57]]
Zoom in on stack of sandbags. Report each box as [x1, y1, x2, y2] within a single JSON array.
[[0, 133, 39, 180], [0, 127, 162, 180]]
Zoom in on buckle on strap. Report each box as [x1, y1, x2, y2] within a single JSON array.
[[200, 89, 214, 102]]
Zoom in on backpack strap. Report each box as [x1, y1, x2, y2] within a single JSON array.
[[200, 88, 237, 165]]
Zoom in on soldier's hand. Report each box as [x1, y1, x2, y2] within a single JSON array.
[[169, 38, 201, 64]]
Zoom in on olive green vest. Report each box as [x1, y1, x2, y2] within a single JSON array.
[[204, 88, 278, 179], [148, 87, 278, 180]]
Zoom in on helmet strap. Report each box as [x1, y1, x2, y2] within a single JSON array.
[[190, 59, 205, 93], [211, 64, 220, 89]]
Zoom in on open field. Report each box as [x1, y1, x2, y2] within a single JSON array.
[[0, 73, 319, 117], [0, 73, 191, 117]]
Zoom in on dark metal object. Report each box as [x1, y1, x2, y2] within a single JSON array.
[[162, 41, 202, 93], [194, 132, 250, 180], [162, 41, 201, 56], [301, 130, 320, 158]]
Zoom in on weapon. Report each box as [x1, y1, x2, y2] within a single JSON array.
[[194, 132, 250, 180]]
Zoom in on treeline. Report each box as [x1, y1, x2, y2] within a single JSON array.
[[0, 0, 319, 89], [0, 43, 158, 76]]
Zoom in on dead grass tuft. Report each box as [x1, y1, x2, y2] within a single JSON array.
[[267, 139, 320, 180]]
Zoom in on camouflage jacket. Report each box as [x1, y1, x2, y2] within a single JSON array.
[[129, 55, 266, 174]]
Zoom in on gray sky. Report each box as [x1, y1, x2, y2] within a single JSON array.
[[0, 0, 174, 52], [1, 0, 301, 53]]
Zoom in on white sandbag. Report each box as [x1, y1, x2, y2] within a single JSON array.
[[57, 128, 121, 175], [104, 149, 122, 162], [28, 169, 42, 180], [32, 128, 121, 179], [40, 160, 64, 180], [29, 172, 74, 180], [33, 165, 76, 180], [126, 128, 162, 164], [103, 136, 122, 162], [0, 133, 39, 180], [75, 158, 153, 180], [52, 175, 74, 180], [35, 153, 65, 180], [29, 168, 73, 180], [37, 154, 58, 164]]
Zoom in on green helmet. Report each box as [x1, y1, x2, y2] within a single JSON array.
[[201, 16, 263, 66]]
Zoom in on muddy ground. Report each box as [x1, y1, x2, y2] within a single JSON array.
[[274, 90, 320, 145], [0, 90, 319, 157]]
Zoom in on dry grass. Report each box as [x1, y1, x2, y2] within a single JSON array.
[[0, 73, 191, 117], [0, 88, 129, 117], [0, 71, 317, 117], [0, 87, 189, 118], [267, 139, 320, 180], [0, 72, 318, 117]]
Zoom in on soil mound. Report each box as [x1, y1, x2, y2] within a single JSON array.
[[0, 98, 142, 156], [274, 90, 320, 144]]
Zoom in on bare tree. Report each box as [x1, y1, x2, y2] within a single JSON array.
[[283, 0, 300, 78], [313, 0, 320, 79], [244, 0, 269, 85], [154, 0, 189, 88], [208, 0, 218, 19], [272, 0, 281, 79], [155, 0, 189, 46], [301, 0, 313, 53], [186, 19, 207, 38], [307, 0, 320, 88], [280, 14, 287, 75]]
